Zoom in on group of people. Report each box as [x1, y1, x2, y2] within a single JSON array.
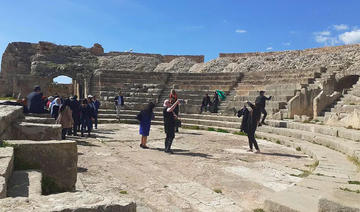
[[25, 85, 271, 155], [25, 86, 101, 139], [200, 89, 226, 113], [137, 89, 272, 155], [137, 89, 181, 154]]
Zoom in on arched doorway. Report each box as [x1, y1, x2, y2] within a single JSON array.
[[46, 75, 75, 98]]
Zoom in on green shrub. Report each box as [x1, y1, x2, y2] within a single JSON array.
[[216, 128, 229, 133], [213, 188, 222, 194], [296, 147, 301, 151], [207, 127, 216, 131], [233, 131, 247, 136]]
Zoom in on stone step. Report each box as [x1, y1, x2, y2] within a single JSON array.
[[2, 122, 62, 141], [0, 147, 14, 198], [7, 170, 42, 198], [25, 116, 56, 124], [331, 105, 360, 112], [248, 89, 296, 96], [258, 124, 360, 161], [0, 105, 24, 135], [255, 131, 359, 212], [231, 95, 292, 102]]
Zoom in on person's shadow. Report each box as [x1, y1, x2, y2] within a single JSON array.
[[259, 152, 307, 159], [150, 147, 212, 158]]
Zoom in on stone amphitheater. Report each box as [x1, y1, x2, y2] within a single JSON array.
[[0, 41, 360, 211]]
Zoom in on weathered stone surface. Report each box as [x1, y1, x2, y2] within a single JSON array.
[[2, 122, 62, 141], [0, 191, 136, 212], [7, 140, 77, 193], [90, 43, 104, 56], [153, 57, 197, 72], [0, 105, 23, 135], [0, 147, 14, 199], [324, 109, 360, 129], [319, 195, 360, 212]]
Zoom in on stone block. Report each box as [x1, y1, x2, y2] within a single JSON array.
[[7, 140, 77, 193], [0, 105, 23, 135], [293, 115, 301, 122], [0, 177, 5, 199], [2, 122, 62, 141], [0, 191, 136, 211], [7, 170, 42, 198], [301, 115, 310, 122], [319, 196, 360, 212], [0, 147, 14, 199]]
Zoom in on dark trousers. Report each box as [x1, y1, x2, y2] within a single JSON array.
[[61, 128, 70, 140], [260, 107, 267, 123], [247, 131, 259, 150], [165, 128, 175, 151], [81, 118, 92, 135], [200, 105, 209, 113]]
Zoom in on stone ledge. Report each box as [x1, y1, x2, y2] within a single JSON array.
[[2, 122, 62, 141], [0, 191, 136, 212], [0, 105, 23, 135], [7, 140, 77, 193], [0, 147, 14, 199]]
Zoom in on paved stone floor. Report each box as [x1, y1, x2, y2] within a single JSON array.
[[72, 124, 314, 212]]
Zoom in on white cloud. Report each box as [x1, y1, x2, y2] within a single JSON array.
[[266, 47, 273, 50], [339, 30, 360, 44], [333, 24, 349, 31], [282, 42, 291, 46], [314, 31, 339, 45], [235, 29, 247, 34]]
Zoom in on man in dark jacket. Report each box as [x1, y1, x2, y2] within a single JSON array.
[[114, 93, 124, 119], [93, 96, 101, 129], [26, 85, 44, 113], [237, 105, 249, 133], [246, 101, 261, 153], [200, 94, 211, 113], [255, 91, 272, 126], [70, 95, 80, 136], [163, 99, 180, 154]]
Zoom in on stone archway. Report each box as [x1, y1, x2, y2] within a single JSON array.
[[45, 75, 74, 98]]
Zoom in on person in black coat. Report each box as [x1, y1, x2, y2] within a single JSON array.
[[70, 95, 81, 136], [237, 105, 249, 133], [255, 91, 272, 125], [163, 99, 180, 154], [246, 101, 262, 153], [26, 85, 45, 113], [200, 94, 211, 113], [80, 99, 94, 137], [211, 92, 219, 113]]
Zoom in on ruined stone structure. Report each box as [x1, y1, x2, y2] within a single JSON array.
[[1, 42, 360, 211]]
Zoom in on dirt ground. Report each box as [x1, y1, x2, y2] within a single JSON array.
[[72, 124, 314, 212]]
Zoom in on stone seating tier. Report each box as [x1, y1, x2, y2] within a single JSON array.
[[7, 170, 42, 198]]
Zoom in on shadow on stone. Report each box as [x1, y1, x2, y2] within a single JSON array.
[[77, 167, 88, 173], [75, 140, 100, 147], [260, 152, 307, 159]]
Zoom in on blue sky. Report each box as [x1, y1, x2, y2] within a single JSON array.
[[1, 0, 360, 83]]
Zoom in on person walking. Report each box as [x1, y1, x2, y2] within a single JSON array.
[[163, 99, 180, 154], [138, 102, 155, 149], [200, 93, 211, 113], [56, 99, 74, 140], [114, 92, 124, 119], [51, 97, 61, 120], [93, 96, 101, 129], [246, 101, 261, 153], [255, 91, 272, 126]]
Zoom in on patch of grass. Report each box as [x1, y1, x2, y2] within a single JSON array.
[[340, 187, 360, 194], [0, 97, 16, 100], [0, 140, 15, 148], [302, 120, 310, 124], [347, 156, 360, 170], [233, 131, 247, 136], [119, 190, 128, 194], [276, 140, 281, 144], [313, 119, 320, 122], [296, 146, 301, 151], [253, 209, 265, 212], [348, 180, 360, 185], [349, 103, 356, 105], [207, 127, 216, 131], [346, 125, 353, 129], [182, 125, 200, 130], [216, 128, 229, 133], [213, 188, 222, 194]]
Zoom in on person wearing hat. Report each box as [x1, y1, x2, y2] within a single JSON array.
[[163, 99, 180, 154], [26, 85, 45, 113], [255, 91, 272, 126]]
